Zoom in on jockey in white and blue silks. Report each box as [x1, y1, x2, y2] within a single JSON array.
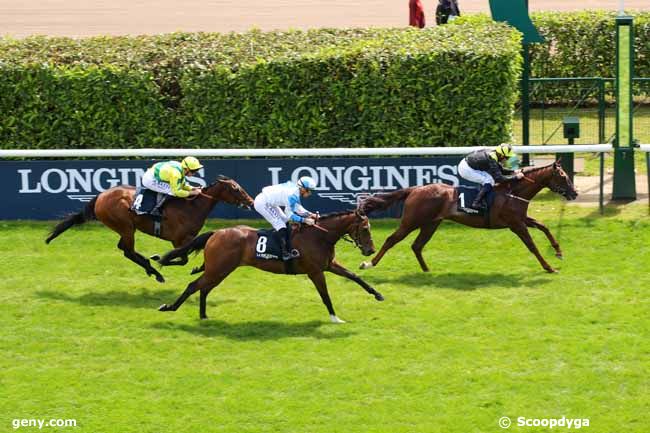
[[254, 176, 319, 260]]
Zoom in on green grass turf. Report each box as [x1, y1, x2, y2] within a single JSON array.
[[1, 201, 648, 433]]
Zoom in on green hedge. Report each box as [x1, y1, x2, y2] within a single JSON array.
[[0, 24, 522, 149], [529, 11, 650, 78]]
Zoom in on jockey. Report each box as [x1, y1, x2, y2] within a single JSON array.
[[142, 156, 204, 215], [458, 144, 524, 209], [254, 176, 319, 261]]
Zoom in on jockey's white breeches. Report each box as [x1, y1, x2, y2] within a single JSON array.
[[254, 193, 289, 231], [142, 170, 174, 195], [458, 159, 495, 186]]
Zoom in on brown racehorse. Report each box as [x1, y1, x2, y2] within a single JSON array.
[[155, 210, 383, 323], [45, 175, 254, 282], [358, 161, 578, 274]]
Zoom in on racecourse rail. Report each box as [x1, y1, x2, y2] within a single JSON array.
[[0, 144, 619, 212], [0, 144, 613, 158]]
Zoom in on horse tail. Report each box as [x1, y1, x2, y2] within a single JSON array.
[[158, 231, 214, 266], [359, 188, 414, 215], [45, 196, 98, 244]]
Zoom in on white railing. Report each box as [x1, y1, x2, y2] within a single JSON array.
[[639, 144, 650, 152], [0, 144, 613, 158]]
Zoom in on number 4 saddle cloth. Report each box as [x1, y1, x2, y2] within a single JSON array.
[[455, 186, 495, 216]]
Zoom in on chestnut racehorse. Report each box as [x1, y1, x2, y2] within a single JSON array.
[[359, 161, 577, 273], [46, 175, 254, 282], [156, 210, 383, 323]]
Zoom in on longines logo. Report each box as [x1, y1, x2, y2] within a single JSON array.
[[268, 164, 460, 204], [17, 167, 206, 202]]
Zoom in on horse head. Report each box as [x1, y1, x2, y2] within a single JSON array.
[[546, 160, 578, 200], [204, 175, 254, 209], [347, 209, 375, 256]]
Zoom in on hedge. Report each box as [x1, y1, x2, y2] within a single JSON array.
[[0, 24, 522, 149], [528, 11, 650, 78]]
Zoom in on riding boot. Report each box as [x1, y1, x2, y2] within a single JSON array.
[[150, 193, 167, 219], [277, 228, 292, 261], [471, 184, 492, 210]]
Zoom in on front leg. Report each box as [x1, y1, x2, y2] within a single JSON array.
[[328, 259, 384, 301], [510, 224, 556, 273], [525, 217, 563, 258], [308, 271, 345, 323]]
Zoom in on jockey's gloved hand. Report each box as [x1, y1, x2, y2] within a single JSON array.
[[304, 217, 316, 226], [515, 172, 525, 179]]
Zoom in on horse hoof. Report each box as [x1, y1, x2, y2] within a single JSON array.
[[158, 304, 169, 311], [330, 315, 346, 324], [546, 268, 558, 274], [200, 316, 209, 320], [190, 267, 202, 275], [374, 292, 384, 301], [150, 254, 161, 261], [359, 261, 373, 270], [556, 254, 564, 260], [155, 274, 165, 283]]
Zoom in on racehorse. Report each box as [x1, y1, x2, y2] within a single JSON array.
[[358, 161, 577, 273], [45, 175, 254, 282], [155, 209, 383, 323]]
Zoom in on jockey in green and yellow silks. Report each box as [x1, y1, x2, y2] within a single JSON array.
[[141, 156, 204, 216], [142, 156, 203, 198]]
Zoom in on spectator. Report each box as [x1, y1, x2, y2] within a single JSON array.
[[436, 0, 461, 25], [409, 0, 426, 28]]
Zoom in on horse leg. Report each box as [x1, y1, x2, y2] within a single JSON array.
[[411, 220, 442, 272], [198, 270, 233, 320], [509, 224, 557, 273], [525, 217, 563, 259], [191, 263, 205, 275], [117, 237, 165, 283], [360, 225, 415, 270], [158, 278, 201, 312], [327, 259, 384, 301], [308, 271, 344, 323]]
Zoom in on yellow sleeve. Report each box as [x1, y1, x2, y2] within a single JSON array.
[[167, 170, 190, 198]]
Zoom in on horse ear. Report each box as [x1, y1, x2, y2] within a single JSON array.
[[217, 174, 230, 181]]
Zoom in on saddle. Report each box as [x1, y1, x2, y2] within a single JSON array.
[[131, 187, 168, 236], [131, 188, 167, 218], [455, 186, 495, 216]]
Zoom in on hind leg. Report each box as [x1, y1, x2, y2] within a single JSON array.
[[198, 270, 233, 320], [117, 236, 165, 283], [411, 220, 442, 272], [360, 225, 415, 270]]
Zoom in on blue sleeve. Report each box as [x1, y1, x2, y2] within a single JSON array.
[[286, 193, 304, 223]]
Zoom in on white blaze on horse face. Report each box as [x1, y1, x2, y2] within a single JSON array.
[[330, 315, 346, 324]]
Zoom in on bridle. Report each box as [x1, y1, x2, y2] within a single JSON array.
[[341, 212, 369, 248]]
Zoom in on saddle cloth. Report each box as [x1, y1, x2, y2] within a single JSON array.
[[255, 229, 285, 260], [131, 187, 167, 217], [455, 186, 495, 216]]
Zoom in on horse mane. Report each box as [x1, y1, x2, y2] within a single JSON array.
[[522, 162, 554, 174], [204, 174, 232, 188], [318, 210, 357, 220]]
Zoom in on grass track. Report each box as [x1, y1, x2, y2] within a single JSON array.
[[1, 201, 649, 433]]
